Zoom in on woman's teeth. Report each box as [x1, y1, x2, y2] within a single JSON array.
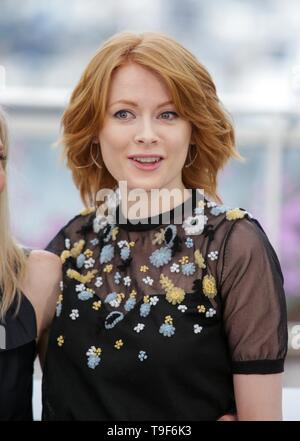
[[133, 157, 161, 163]]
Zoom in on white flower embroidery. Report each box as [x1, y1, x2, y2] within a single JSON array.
[[84, 257, 95, 269], [123, 276, 132, 287], [75, 283, 85, 292], [170, 263, 180, 273], [65, 238, 71, 249], [69, 309, 79, 320], [208, 251, 219, 261], [59, 281, 63, 291], [206, 308, 216, 318], [134, 323, 145, 333], [178, 304, 187, 313], [206, 201, 217, 208], [194, 324, 203, 334], [149, 296, 159, 306], [142, 276, 154, 286], [95, 277, 103, 288]]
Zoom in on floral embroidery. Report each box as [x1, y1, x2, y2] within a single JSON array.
[[185, 237, 194, 248], [90, 238, 99, 246], [178, 304, 187, 313], [57, 335, 64, 346], [61, 240, 86, 264], [181, 262, 196, 276], [104, 311, 124, 329], [206, 201, 217, 208], [182, 213, 207, 235], [206, 308, 216, 318], [142, 276, 154, 286], [86, 346, 102, 369], [65, 238, 71, 249], [159, 315, 175, 337], [179, 256, 189, 264], [194, 249, 206, 269], [152, 228, 165, 245], [92, 300, 102, 310], [69, 309, 79, 320], [123, 276, 132, 287], [113, 272, 122, 285], [76, 253, 85, 269], [95, 276, 103, 288], [225, 208, 247, 221], [140, 265, 149, 272], [111, 227, 119, 241], [138, 350, 148, 361], [140, 296, 151, 317], [208, 251, 218, 261], [160, 274, 185, 305], [149, 246, 172, 268], [67, 268, 97, 284], [149, 296, 159, 306], [134, 323, 145, 333], [114, 339, 123, 349], [103, 264, 113, 273], [78, 288, 94, 301], [124, 289, 137, 311], [194, 324, 203, 334], [170, 263, 180, 273], [120, 247, 131, 260], [84, 249, 93, 258], [100, 244, 115, 264], [197, 305, 206, 313], [56, 294, 63, 317], [104, 292, 125, 307], [202, 274, 217, 299], [210, 205, 228, 216], [84, 257, 95, 269]]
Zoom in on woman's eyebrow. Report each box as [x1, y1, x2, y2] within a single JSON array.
[[109, 99, 174, 108]]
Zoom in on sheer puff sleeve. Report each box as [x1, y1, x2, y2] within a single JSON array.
[[219, 217, 288, 374]]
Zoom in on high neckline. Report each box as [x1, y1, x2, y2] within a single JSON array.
[[115, 188, 202, 231]]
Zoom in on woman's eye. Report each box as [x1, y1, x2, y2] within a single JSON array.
[[160, 111, 178, 120], [114, 110, 132, 119], [114, 110, 178, 120]]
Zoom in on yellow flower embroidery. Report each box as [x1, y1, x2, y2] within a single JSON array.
[[80, 207, 95, 216], [129, 289, 137, 298], [226, 208, 247, 221], [152, 228, 165, 245], [197, 304, 206, 313], [111, 227, 119, 241], [160, 274, 186, 305], [143, 295, 150, 303], [57, 293, 63, 305], [60, 250, 71, 264], [84, 249, 93, 258], [165, 315, 173, 324], [94, 347, 102, 357], [103, 264, 113, 273], [66, 268, 97, 284], [202, 274, 217, 299], [129, 241, 135, 247], [92, 300, 102, 310], [57, 335, 64, 347], [179, 256, 189, 264], [194, 249, 206, 269], [197, 200, 205, 209], [70, 240, 85, 258], [140, 265, 149, 273], [114, 339, 123, 349]]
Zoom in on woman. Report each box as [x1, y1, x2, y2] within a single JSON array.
[[42, 31, 288, 421], [0, 108, 61, 420]]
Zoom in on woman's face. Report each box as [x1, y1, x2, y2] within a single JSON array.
[[98, 62, 192, 193], [0, 136, 6, 193]]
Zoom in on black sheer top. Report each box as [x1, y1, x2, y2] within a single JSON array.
[[42, 189, 288, 421], [0, 250, 37, 420]]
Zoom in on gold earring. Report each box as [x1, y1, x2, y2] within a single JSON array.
[[184, 144, 198, 168]]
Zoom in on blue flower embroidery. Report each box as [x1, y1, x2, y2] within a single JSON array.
[[100, 244, 114, 264], [149, 246, 172, 268], [90, 238, 99, 246], [138, 350, 148, 361], [159, 323, 175, 337], [185, 237, 194, 248], [181, 262, 196, 276], [86, 346, 102, 369], [120, 247, 130, 260], [211, 205, 228, 216], [56, 303, 62, 317], [140, 302, 151, 317], [114, 271, 122, 285], [76, 253, 86, 269], [124, 297, 136, 312], [78, 290, 94, 301]]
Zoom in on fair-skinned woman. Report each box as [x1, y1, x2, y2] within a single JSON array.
[[42, 31, 287, 421], [0, 108, 61, 420]]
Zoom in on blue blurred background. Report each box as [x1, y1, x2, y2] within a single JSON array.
[[1, 0, 300, 416]]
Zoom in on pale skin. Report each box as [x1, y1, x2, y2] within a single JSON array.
[[1, 61, 283, 419]]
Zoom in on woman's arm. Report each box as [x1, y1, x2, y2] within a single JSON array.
[[233, 373, 283, 420], [22, 250, 62, 368]]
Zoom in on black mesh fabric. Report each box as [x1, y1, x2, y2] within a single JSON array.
[[42, 189, 288, 420]]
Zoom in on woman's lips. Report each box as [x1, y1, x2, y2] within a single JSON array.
[[129, 158, 163, 171]]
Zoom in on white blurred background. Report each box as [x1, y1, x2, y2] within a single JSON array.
[[0, 0, 299, 420]]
